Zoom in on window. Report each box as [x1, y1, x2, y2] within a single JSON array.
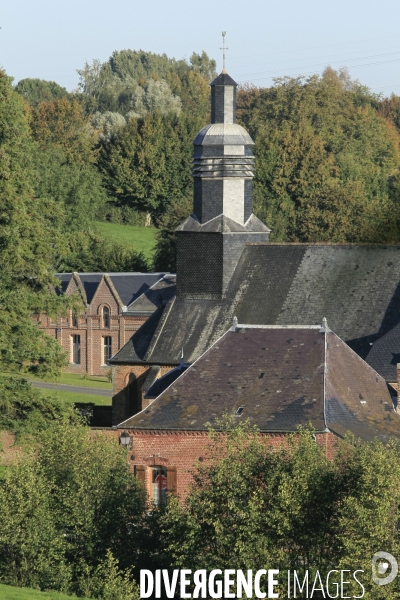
[[150, 466, 177, 506], [102, 306, 110, 328], [72, 311, 78, 327], [71, 335, 81, 364], [103, 336, 112, 365], [152, 466, 167, 506]]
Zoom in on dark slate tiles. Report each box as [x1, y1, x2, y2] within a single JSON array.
[[122, 327, 326, 431], [325, 331, 399, 442], [126, 275, 176, 313], [109, 273, 167, 307], [365, 323, 400, 382]]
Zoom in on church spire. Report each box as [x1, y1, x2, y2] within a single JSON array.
[[210, 71, 237, 124]]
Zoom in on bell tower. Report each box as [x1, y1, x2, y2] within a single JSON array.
[[176, 68, 271, 299]]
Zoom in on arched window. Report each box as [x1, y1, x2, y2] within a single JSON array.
[[72, 311, 78, 328], [102, 306, 110, 328]]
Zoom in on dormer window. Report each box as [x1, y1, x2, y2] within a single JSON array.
[[102, 306, 110, 328]]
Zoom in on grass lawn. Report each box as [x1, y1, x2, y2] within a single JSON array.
[[32, 372, 112, 390], [0, 584, 89, 600], [0, 371, 112, 391], [95, 221, 157, 259], [40, 389, 111, 407]]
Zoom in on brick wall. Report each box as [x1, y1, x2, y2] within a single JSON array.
[[108, 429, 340, 499], [112, 364, 175, 425], [34, 277, 148, 376]]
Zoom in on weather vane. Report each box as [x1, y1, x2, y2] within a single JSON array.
[[220, 31, 228, 72]]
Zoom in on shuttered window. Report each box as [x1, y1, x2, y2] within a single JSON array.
[[134, 465, 177, 505], [134, 465, 146, 486]]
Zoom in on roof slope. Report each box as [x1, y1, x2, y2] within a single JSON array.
[[126, 275, 176, 313], [119, 326, 399, 442], [120, 327, 326, 431], [55, 272, 168, 306], [110, 244, 400, 381], [325, 331, 399, 442], [365, 323, 400, 382]]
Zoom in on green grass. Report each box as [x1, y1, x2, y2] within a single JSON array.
[[0, 371, 112, 390], [33, 373, 111, 390], [0, 584, 89, 600], [95, 221, 157, 259], [40, 389, 111, 407]]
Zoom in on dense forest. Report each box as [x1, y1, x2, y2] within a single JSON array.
[[7, 51, 400, 275]]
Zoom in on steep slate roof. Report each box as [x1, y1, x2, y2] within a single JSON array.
[[126, 275, 176, 314], [55, 273, 72, 295], [118, 325, 400, 442], [144, 363, 189, 399], [55, 272, 168, 306], [110, 244, 400, 381], [365, 324, 400, 382]]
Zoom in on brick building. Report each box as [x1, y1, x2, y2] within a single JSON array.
[[110, 69, 400, 423], [113, 323, 400, 500], [100, 69, 400, 499], [34, 272, 175, 376]]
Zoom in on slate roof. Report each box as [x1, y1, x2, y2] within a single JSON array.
[[365, 324, 400, 382], [210, 72, 237, 87], [55, 272, 168, 306], [144, 363, 189, 399], [110, 244, 400, 381], [176, 213, 270, 233], [118, 325, 400, 442], [126, 275, 176, 314]]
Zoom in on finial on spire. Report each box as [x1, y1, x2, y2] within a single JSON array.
[[232, 315, 238, 330], [220, 31, 228, 73]]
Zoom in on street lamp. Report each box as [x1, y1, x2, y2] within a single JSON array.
[[119, 430, 132, 449]]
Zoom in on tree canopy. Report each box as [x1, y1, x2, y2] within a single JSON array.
[[0, 70, 67, 377], [237, 68, 400, 243], [14, 78, 71, 106]]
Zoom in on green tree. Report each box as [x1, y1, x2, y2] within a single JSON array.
[[98, 112, 198, 222], [152, 199, 192, 271], [162, 422, 400, 598], [77, 49, 213, 119], [30, 98, 107, 231], [0, 377, 72, 437], [14, 78, 71, 106], [0, 69, 67, 378], [0, 422, 147, 596], [237, 69, 400, 242]]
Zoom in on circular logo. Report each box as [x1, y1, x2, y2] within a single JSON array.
[[372, 552, 398, 586]]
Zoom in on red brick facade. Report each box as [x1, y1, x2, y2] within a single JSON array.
[[108, 429, 340, 500], [33, 274, 148, 377], [112, 364, 176, 425]]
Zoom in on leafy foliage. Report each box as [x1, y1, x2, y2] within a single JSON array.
[[30, 98, 107, 231], [0, 377, 73, 437], [14, 78, 71, 107], [237, 69, 400, 242], [161, 422, 400, 598], [152, 199, 192, 271], [0, 70, 68, 377], [98, 112, 200, 221], [0, 423, 146, 598]]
